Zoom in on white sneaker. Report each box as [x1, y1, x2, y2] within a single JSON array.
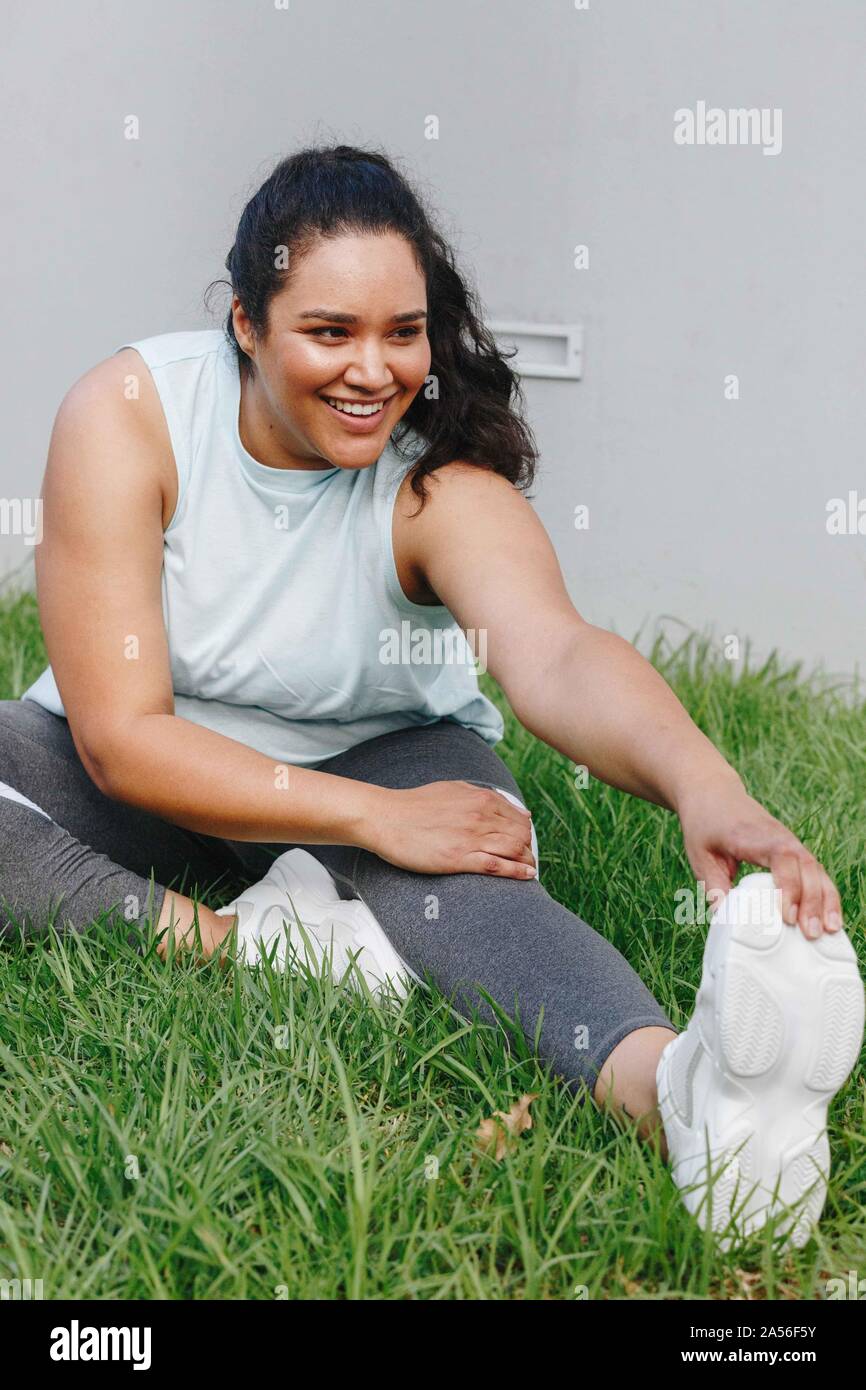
[[215, 786, 536, 998], [215, 848, 420, 1002], [656, 871, 865, 1250]]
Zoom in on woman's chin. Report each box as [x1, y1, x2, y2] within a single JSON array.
[[313, 429, 391, 469], [327, 453, 382, 473]]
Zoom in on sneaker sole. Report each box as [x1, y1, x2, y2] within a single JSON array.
[[657, 871, 865, 1249]]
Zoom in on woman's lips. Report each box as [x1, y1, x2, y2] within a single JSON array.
[[319, 395, 395, 432]]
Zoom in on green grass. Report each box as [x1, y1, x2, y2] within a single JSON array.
[[0, 588, 864, 1300]]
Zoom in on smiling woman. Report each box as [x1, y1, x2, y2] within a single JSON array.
[[210, 144, 538, 499], [2, 142, 861, 1259], [231, 233, 434, 456]]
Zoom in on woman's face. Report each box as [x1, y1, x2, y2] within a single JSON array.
[[232, 230, 432, 470]]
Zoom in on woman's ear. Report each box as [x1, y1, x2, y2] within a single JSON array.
[[231, 296, 256, 358]]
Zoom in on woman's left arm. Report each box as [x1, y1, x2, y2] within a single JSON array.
[[404, 463, 843, 939]]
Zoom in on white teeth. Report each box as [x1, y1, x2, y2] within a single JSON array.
[[323, 396, 386, 417]]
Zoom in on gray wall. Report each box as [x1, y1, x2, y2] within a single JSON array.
[[2, 1, 863, 687]]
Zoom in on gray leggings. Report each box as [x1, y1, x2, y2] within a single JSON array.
[[0, 697, 673, 1093]]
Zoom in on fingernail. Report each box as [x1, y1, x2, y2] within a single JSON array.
[[807, 915, 822, 938], [827, 911, 842, 932], [784, 907, 798, 926]]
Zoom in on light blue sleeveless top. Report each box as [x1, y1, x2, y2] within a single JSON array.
[[22, 329, 504, 766]]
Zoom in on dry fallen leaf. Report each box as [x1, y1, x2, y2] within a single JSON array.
[[734, 1266, 763, 1300], [474, 1093, 539, 1162], [610, 1257, 644, 1297]]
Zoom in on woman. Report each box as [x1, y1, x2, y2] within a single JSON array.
[[2, 144, 862, 1251]]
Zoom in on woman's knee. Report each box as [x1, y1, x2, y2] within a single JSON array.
[[0, 778, 53, 822], [0, 699, 73, 813]]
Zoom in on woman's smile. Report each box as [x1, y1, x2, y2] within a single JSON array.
[[318, 390, 401, 432]]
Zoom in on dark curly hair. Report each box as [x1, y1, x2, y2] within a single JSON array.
[[206, 143, 538, 510]]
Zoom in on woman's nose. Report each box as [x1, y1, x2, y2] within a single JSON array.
[[342, 341, 396, 391]]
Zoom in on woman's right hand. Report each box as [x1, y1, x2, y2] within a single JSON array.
[[362, 781, 537, 877]]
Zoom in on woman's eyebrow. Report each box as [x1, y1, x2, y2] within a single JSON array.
[[298, 308, 428, 324]]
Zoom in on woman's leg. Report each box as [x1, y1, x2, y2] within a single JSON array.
[[306, 720, 678, 1138], [0, 699, 275, 957]]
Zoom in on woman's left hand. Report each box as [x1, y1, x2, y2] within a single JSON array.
[[675, 778, 844, 940]]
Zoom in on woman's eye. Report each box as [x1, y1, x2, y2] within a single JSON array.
[[308, 326, 422, 340]]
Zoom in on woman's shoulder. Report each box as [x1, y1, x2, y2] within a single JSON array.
[[52, 337, 193, 531], [389, 449, 529, 606], [392, 453, 524, 515], [62, 329, 225, 407], [111, 327, 227, 373]]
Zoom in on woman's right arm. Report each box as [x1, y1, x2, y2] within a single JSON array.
[[34, 355, 535, 876], [36, 352, 380, 846]]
